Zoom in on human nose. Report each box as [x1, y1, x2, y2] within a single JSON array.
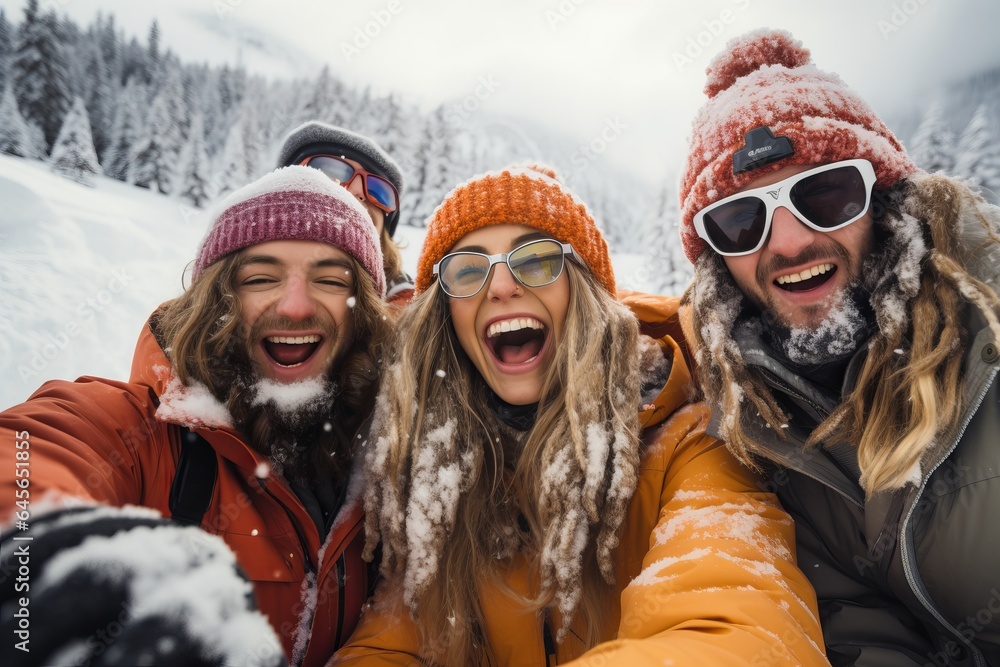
[[486, 262, 523, 301], [344, 172, 366, 203], [274, 276, 317, 320], [766, 206, 818, 257]]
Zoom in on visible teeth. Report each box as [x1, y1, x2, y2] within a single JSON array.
[[265, 334, 321, 344], [776, 263, 834, 285], [486, 317, 544, 338]]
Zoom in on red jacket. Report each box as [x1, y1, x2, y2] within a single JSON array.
[[0, 318, 370, 667]]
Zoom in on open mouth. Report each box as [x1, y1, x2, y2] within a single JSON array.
[[484, 317, 547, 365], [774, 263, 837, 293], [262, 334, 322, 367]]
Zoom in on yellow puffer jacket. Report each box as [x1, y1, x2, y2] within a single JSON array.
[[331, 293, 829, 666]]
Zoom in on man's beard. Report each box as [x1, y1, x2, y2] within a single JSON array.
[[206, 317, 353, 488], [771, 286, 874, 365], [738, 237, 876, 365]]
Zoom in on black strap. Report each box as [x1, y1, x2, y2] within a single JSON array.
[[168, 427, 219, 527]]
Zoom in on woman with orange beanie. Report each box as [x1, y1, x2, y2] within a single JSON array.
[[331, 164, 828, 666]]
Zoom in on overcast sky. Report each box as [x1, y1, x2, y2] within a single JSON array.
[[4, 0, 1000, 186]]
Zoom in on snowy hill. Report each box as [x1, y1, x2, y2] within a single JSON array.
[[0, 156, 653, 410], [0, 155, 205, 409]]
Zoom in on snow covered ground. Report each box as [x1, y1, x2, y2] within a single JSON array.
[[0, 155, 656, 410]]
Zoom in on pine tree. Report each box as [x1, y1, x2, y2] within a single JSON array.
[[103, 78, 146, 180], [299, 65, 344, 126], [11, 0, 73, 151], [908, 100, 956, 174], [128, 65, 185, 193], [0, 79, 33, 157], [405, 106, 458, 227], [643, 181, 691, 295], [177, 112, 212, 208], [79, 39, 114, 158], [97, 13, 123, 88], [213, 110, 251, 196], [0, 9, 12, 91], [146, 19, 161, 83], [240, 92, 260, 180], [953, 104, 1000, 193], [50, 96, 102, 185]]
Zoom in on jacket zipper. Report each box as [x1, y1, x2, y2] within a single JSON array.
[[255, 476, 320, 667], [755, 369, 865, 509], [542, 611, 556, 666], [257, 476, 316, 573], [897, 365, 998, 667], [334, 554, 347, 648]]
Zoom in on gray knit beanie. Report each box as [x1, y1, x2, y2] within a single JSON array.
[[276, 122, 405, 237]]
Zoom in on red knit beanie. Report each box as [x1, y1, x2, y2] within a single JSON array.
[[679, 29, 919, 264], [195, 166, 386, 295], [416, 163, 616, 295]]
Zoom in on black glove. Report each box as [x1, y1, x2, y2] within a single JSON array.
[[1, 505, 287, 667]]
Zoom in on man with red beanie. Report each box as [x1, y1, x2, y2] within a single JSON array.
[[0, 166, 391, 667], [680, 29, 1000, 665]]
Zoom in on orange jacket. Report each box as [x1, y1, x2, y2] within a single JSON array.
[[0, 318, 371, 667], [331, 292, 828, 666]]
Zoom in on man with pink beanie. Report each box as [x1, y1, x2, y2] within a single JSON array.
[[0, 166, 392, 667], [680, 29, 1000, 665]]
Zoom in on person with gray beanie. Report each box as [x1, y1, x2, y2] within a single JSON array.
[[277, 121, 414, 308]]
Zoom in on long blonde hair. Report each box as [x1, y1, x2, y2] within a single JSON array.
[[687, 174, 1000, 495], [380, 227, 406, 284], [362, 266, 641, 665]]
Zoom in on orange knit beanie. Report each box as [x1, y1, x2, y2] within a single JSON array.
[[416, 164, 616, 295]]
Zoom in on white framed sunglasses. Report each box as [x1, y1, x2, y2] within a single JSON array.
[[432, 238, 582, 298], [694, 159, 877, 256]]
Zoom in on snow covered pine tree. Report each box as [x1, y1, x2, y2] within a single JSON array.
[[49, 96, 102, 185]]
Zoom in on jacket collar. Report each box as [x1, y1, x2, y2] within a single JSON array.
[[618, 291, 697, 431], [128, 310, 234, 431]]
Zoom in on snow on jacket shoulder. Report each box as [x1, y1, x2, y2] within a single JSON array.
[[0, 314, 371, 667], [330, 293, 828, 666]]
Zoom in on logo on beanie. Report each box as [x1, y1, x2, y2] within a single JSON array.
[[733, 127, 794, 174]]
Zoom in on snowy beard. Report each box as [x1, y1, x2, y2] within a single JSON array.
[[250, 377, 339, 437], [770, 286, 873, 365], [205, 325, 345, 485]]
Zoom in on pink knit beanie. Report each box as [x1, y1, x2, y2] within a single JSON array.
[[679, 29, 919, 264], [194, 165, 386, 295]]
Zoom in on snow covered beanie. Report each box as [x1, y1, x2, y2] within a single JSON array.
[[679, 28, 919, 264], [415, 163, 616, 295], [194, 165, 386, 295], [276, 121, 405, 237]]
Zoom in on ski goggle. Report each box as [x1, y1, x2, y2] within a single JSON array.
[[433, 238, 582, 298], [299, 155, 399, 213], [694, 159, 877, 256]]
